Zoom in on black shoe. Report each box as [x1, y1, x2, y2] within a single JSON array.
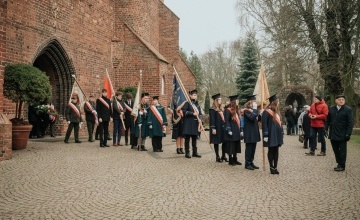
[[216, 157, 222, 163], [305, 151, 315, 156], [334, 167, 345, 172], [176, 149, 181, 154], [141, 145, 147, 151], [100, 145, 105, 148], [179, 148, 185, 154], [303, 146, 308, 149], [270, 168, 279, 174], [229, 162, 236, 166], [251, 164, 259, 169], [107, 137, 112, 140], [95, 137, 99, 140], [125, 143, 128, 146], [75, 140, 82, 143], [185, 154, 191, 158], [64, 140, 69, 144], [89, 139, 95, 142], [158, 149, 163, 152], [245, 165, 254, 170], [51, 135, 55, 137], [234, 161, 242, 165], [221, 156, 228, 162], [105, 145, 110, 147], [192, 153, 202, 158], [334, 164, 341, 170]]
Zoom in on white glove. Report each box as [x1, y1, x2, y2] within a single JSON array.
[[149, 125, 153, 129], [67, 121, 71, 124], [228, 131, 233, 136], [212, 129, 216, 135], [263, 137, 268, 142], [143, 110, 147, 114], [163, 126, 166, 133], [240, 132, 243, 136], [79, 122, 83, 128], [92, 110, 97, 115], [260, 109, 264, 115], [252, 102, 258, 110], [138, 123, 142, 128], [139, 111, 144, 115]]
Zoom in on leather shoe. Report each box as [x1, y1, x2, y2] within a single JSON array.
[[305, 151, 315, 156], [216, 157, 222, 163], [140, 145, 147, 151], [245, 165, 254, 170], [185, 154, 191, 158], [75, 140, 82, 143], [64, 140, 69, 144], [251, 164, 259, 169], [176, 149, 181, 154], [100, 145, 105, 148], [192, 153, 202, 158], [179, 148, 185, 154], [221, 156, 228, 162], [105, 145, 110, 147], [317, 152, 326, 156], [334, 167, 345, 172], [234, 161, 242, 165]]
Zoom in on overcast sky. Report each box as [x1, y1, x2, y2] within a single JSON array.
[[165, 0, 242, 55]]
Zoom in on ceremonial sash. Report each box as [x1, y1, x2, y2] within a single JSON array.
[[265, 109, 282, 127], [150, 105, 163, 125], [69, 102, 81, 119], [116, 100, 124, 112], [99, 97, 110, 109], [217, 111, 225, 122], [85, 101, 98, 125], [191, 103, 200, 115], [227, 108, 240, 128], [124, 103, 132, 112]]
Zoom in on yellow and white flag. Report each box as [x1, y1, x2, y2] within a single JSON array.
[[253, 63, 270, 108]]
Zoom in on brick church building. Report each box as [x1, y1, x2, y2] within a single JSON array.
[[0, 0, 196, 160]]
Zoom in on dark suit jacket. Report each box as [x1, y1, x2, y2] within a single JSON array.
[[325, 105, 354, 141], [96, 96, 112, 122]]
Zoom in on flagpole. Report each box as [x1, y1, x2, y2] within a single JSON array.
[[71, 75, 88, 101], [260, 64, 266, 171], [137, 70, 143, 151], [172, 65, 212, 149], [105, 69, 126, 129]]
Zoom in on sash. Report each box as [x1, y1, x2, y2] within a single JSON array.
[[191, 103, 200, 115], [227, 108, 240, 128], [116, 100, 124, 112], [99, 97, 110, 109], [217, 111, 225, 122], [124, 103, 132, 112], [150, 105, 163, 125], [85, 101, 98, 125], [69, 102, 81, 119], [265, 109, 282, 127]]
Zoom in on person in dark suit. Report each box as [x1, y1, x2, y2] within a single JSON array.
[[64, 93, 82, 144], [262, 94, 284, 174], [112, 91, 125, 146], [134, 92, 150, 151], [325, 95, 354, 172], [28, 105, 41, 138], [209, 93, 226, 163], [148, 96, 168, 152], [243, 94, 261, 170], [96, 89, 112, 148], [84, 94, 97, 142], [224, 95, 242, 166], [181, 89, 202, 158], [124, 93, 134, 146], [298, 105, 311, 148]]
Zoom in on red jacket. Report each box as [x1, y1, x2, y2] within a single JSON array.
[[309, 100, 328, 128]]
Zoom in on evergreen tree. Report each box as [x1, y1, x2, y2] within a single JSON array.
[[188, 51, 203, 91], [204, 91, 210, 114], [236, 35, 259, 105]]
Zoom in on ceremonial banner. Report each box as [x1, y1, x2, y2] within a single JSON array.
[[69, 81, 86, 111], [170, 76, 186, 116], [103, 73, 114, 99], [253, 63, 270, 108]]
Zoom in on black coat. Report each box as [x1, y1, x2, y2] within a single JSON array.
[[124, 100, 133, 127], [223, 108, 241, 142], [181, 100, 202, 136], [96, 96, 112, 122], [65, 103, 82, 123], [325, 105, 354, 141], [112, 98, 125, 120], [209, 108, 225, 144], [243, 108, 261, 143], [262, 108, 284, 147], [28, 105, 39, 122], [84, 101, 96, 122]]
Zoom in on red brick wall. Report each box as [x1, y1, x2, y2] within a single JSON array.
[[0, 0, 6, 113]]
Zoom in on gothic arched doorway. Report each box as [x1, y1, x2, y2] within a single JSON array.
[[32, 39, 75, 116]]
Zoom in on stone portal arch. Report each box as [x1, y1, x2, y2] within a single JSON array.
[[32, 39, 75, 116]]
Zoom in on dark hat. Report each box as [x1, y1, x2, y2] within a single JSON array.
[[189, 89, 197, 95], [152, 96, 159, 100], [246, 94, 256, 102], [268, 94, 278, 103], [314, 95, 322, 101], [335, 94, 345, 99], [141, 92, 149, 98], [211, 93, 221, 100], [228, 95, 238, 101]]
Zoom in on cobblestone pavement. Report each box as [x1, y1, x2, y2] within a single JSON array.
[[1, 133, 360, 220]]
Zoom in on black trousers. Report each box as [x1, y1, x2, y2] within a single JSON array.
[[86, 120, 95, 141], [214, 143, 226, 158], [245, 143, 257, 166], [331, 140, 347, 168], [99, 121, 109, 146], [125, 124, 131, 144], [184, 135, 198, 155], [152, 136, 163, 151], [64, 122, 80, 142], [267, 146, 279, 168]]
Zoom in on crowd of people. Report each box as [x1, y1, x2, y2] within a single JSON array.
[[46, 88, 354, 174]]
